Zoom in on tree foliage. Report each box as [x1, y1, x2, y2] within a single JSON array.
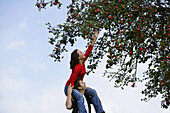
[[36, 0, 170, 109]]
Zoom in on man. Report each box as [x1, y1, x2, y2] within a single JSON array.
[[65, 78, 105, 113]]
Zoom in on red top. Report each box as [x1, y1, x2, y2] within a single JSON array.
[[66, 45, 93, 87]]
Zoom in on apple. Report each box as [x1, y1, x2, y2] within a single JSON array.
[[129, 15, 132, 18], [129, 51, 133, 55], [57, 56, 60, 59], [146, 7, 150, 10], [134, 5, 137, 8], [131, 83, 135, 87], [54, 2, 57, 5], [37, 4, 40, 8], [104, 1, 108, 4], [108, 16, 113, 19], [115, 6, 118, 9], [97, 8, 100, 12], [90, 3, 93, 7], [163, 59, 167, 63], [137, 27, 140, 31], [42, 3, 46, 6]]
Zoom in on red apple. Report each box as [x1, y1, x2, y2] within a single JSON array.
[[37, 4, 40, 8], [137, 28, 140, 31], [134, 5, 137, 8], [115, 6, 118, 9], [54, 2, 57, 5], [90, 3, 93, 7], [42, 3, 46, 6], [146, 7, 150, 10], [131, 83, 135, 87], [104, 1, 108, 4], [97, 8, 100, 12], [129, 51, 133, 55]]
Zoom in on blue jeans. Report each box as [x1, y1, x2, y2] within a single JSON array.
[[64, 85, 87, 113], [85, 88, 105, 113], [64, 85, 105, 113]]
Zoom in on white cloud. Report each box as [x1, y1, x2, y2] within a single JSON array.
[[18, 17, 27, 29], [6, 40, 25, 50]]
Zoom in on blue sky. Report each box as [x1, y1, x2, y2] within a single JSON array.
[[0, 0, 169, 113]]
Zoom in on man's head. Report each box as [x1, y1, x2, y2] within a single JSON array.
[[74, 78, 86, 91]]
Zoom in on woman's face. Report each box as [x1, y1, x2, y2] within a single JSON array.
[[77, 50, 85, 60]]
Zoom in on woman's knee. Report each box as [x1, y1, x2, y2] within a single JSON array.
[[86, 88, 97, 96], [72, 89, 84, 99]]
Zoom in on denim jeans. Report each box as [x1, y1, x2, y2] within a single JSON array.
[[85, 88, 105, 113], [64, 85, 105, 113], [64, 85, 87, 113]]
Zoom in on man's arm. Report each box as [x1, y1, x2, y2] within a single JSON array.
[[65, 84, 73, 110]]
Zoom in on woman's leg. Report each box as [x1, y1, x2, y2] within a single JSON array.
[[64, 85, 87, 113], [84, 88, 105, 113]]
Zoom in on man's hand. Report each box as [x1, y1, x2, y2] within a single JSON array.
[[68, 84, 73, 95], [66, 84, 74, 110]]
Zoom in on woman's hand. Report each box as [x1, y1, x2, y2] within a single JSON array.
[[94, 30, 99, 38], [91, 30, 99, 46]]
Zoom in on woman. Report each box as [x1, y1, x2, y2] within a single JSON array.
[[64, 30, 104, 113]]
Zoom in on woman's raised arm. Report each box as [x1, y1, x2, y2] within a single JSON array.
[[90, 30, 99, 46]]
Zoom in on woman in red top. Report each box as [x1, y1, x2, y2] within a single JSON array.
[[64, 30, 105, 113]]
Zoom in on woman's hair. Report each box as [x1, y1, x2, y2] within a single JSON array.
[[70, 49, 79, 69], [73, 78, 81, 90]]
